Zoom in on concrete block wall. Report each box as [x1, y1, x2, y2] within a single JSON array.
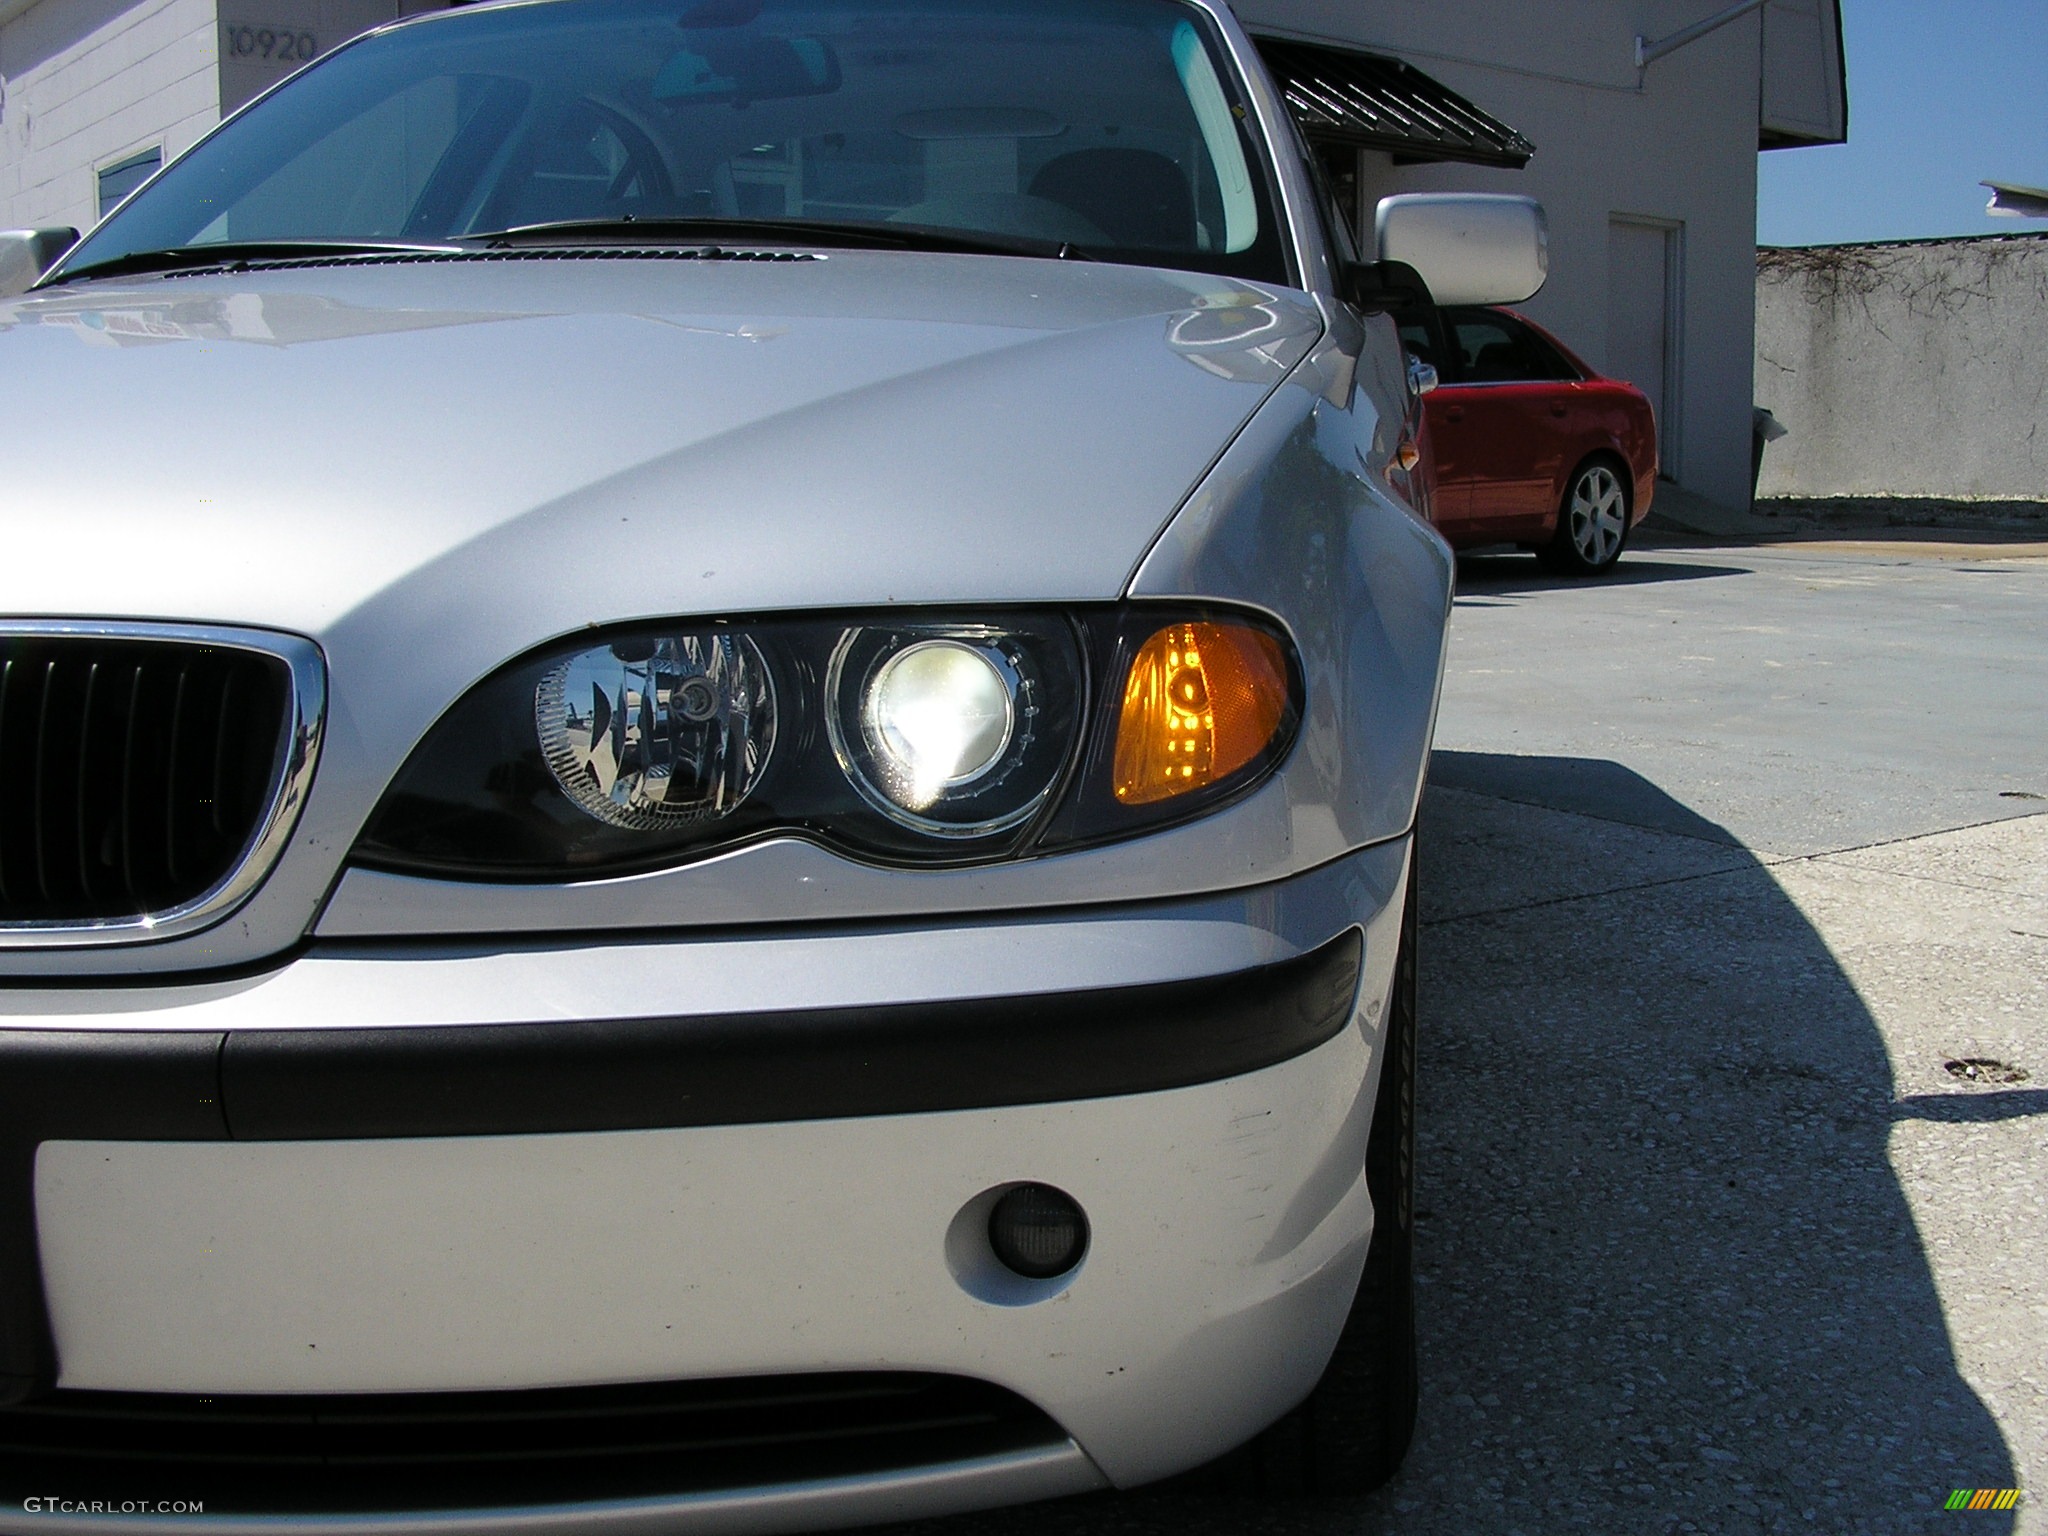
[[0, 0, 219, 232], [1754, 235, 2048, 501]]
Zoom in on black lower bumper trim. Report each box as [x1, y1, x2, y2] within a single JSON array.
[[222, 930, 1362, 1139], [0, 930, 1361, 1401], [0, 1371, 1064, 1515]]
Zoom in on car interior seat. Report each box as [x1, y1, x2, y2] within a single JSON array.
[[500, 103, 670, 227], [1466, 340, 1529, 383], [1027, 148, 1196, 250]]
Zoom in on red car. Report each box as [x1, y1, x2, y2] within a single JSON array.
[[1401, 305, 1657, 574]]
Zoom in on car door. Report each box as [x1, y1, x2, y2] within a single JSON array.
[[1428, 308, 1578, 542]]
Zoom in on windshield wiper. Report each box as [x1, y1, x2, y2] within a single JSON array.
[[44, 220, 1099, 288], [44, 239, 468, 287], [465, 216, 1097, 262]]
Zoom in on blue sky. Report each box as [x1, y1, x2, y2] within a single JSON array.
[[1756, 0, 2048, 246]]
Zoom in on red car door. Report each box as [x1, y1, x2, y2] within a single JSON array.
[[1418, 387, 1474, 532], [1427, 385, 1563, 540], [1432, 310, 1576, 541]]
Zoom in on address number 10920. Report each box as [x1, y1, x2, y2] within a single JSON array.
[[223, 23, 318, 61]]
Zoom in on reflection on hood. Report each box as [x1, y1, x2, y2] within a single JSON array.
[[1164, 286, 1313, 384], [0, 287, 518, 349], [5, 256, 1315, 384]]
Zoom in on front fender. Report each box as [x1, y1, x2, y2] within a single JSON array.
[[1128, 312, 1453, 853]]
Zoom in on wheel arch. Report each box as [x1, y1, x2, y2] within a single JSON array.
[[1555, 442, 1636, 523]]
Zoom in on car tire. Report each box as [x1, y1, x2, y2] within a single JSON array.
[[1211, 852, 1420, 1498], [1539, 456, 1632, 575]]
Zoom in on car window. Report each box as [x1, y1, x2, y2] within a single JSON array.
[[66, 0, 1290, 284], [1446, 309, 1577, 384], [487, 100, 673, 231], [1398, 319, 1436, 370], [1522, 323, 1582, 382], [192, 75, 527, 243]]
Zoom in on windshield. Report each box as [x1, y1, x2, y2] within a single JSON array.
[[61, 0, 1288, 283]]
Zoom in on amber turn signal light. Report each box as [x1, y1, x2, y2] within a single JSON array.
[[1112, 621, 1290, 806]]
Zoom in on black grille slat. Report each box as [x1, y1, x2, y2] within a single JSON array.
[[72, 660, 99, 907], [129, 652, 175, 903], [0, 656, 10, 905], [79, 659, 137, 909], [0, 1373, 1064, 1515], [0, 636, 291, 927], [118, 662, 144, 907], [163, 660, 190, 888], [31, 658, 58, 904], [211, 667, 237, 838]]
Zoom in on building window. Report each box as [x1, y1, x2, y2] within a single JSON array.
[[97, 148, 163, 217]]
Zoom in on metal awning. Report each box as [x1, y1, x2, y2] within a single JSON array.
[[1254, 37, 1536, 170]]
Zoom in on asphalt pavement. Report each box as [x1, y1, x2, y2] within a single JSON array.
[[879, 533, 2048, 1536]]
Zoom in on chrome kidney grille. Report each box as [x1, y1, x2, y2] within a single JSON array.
[[0, 625, 324, 945]]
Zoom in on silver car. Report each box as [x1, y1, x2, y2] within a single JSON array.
[[0, 1, 1542, 1528]]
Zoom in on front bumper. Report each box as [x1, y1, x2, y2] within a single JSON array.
[[2, 839, 1409, 1529]]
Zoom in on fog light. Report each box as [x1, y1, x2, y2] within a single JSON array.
[[988, 1183, 1089, 1280]]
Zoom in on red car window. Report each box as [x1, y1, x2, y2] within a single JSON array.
[[1439, 307, 1579, 385]]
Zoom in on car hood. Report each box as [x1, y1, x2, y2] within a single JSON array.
[[0, 252, 1321, 644]]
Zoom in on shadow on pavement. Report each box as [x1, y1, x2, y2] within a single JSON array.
[[1429, 752, 1742, 848], [873, 753, 2017, 1536], [1452, 553, 1751, 601], [1894, 1090, 2048, 1125]]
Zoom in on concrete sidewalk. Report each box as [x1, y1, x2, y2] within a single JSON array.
[[1403, 540, 2047, 1533], [1644, 484, 2048, 546]]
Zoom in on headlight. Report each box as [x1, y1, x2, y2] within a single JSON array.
[[535, 633, 775, 829], [352, 606, 1298, 878], [828, 628, 1063, 838], [863, 641, 1015, 798]]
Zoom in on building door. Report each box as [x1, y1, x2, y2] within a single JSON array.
[[1606, 217, 1681, 478]]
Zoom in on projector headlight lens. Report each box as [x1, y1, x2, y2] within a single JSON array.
[[829, 627, 1059, 837], [536, 632, 775, 829], [866, 640, 1017, 804]]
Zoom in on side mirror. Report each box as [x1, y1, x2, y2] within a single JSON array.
[[0, 228, 80, 299], [1374, 194, 1547, 306], [1407, 356, 1440, 397]]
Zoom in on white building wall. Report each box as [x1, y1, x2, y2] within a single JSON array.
[[0, 0, 219, 231], [218, 0, 448, 116], [1240, 0, 1770, 510]]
